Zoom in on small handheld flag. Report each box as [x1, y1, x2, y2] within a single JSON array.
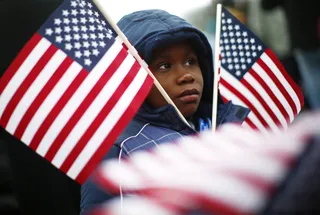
[[212, 5, 304, 133], [0, 0, 154, 184]]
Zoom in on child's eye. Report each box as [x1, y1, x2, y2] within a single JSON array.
[[158, 63, 171, 70], [185, 57, 197, 66]]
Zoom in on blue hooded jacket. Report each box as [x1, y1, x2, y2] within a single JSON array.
[[80, 9, 250, 214]]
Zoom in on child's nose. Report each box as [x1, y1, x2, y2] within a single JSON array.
[[176, 69, 195, 85]]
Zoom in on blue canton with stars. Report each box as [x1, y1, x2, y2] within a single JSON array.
[[38, 0, 117, 71], [220, 7, 267, 80]]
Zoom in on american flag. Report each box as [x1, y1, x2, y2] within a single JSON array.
[[92, 111, 320, 215], [218, 7, 304, 133], [0, 0, 153, 184]]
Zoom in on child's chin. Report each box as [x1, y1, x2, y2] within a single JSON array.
[[181, 105, 199, 119]]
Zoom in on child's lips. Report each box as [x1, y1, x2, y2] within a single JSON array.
[[178, 89, 200, 103], [179, 94, 200, 103]]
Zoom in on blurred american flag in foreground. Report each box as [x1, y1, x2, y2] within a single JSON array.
[[89, 112, 320, 215]]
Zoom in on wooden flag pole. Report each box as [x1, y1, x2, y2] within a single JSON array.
[[93, 0, 189, 126], [212, 4, 222, 131]]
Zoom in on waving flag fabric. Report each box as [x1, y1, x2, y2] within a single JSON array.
[[0, 0, 153, 183], [93, 112, 320, 215], [217, 7, 304, 133]]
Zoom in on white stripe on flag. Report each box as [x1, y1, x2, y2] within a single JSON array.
[[212, 153, 285, 182], [157, 144, 205, 176], [175, 136, 285, 182], [219, 84, 268, 133], [123, 137, 268, 178], [261, 53, 301, 112], [115, 36, 123, 44], [201, 132, 244, 154], [244, 73, 287, 129], [0, 38, 51, 119], [67, 67, 149, 179], [220, 69, 278, 132], [252, 63, 294, 122], [52, 53, 136, 168], [6, 50, 67, 134], [111, 162, 266, 212], [106, 197, 178, 215], [168, 173, 263, 211], [22, 62, 83, 145], [242, 122, 252, 130], [218, 124, 264, 147], [101, 160, 145, 189], [36, 42, 123, 156], [156, 144, 195, 168], [131, 152, 172, 180]]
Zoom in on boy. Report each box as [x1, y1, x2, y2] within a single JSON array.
[[80, 9, 249, 213]]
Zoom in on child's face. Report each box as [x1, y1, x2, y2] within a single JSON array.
[[147, 43, 204, 118]]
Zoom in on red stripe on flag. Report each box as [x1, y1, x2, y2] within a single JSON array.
[[122, 43, 129, 51], [229, 171, 274, 193], [89, 208, 113, 215], [0, 34, 42, 95], [220, 78, 270, 129], [249, 68, 290, 124], [244, 117, 257, 130], [141, 189, 195, 214], [240, 78, 282, 128], [44, 48, 128, 162], [221, 96, 228, 104], [221, 95, 256, 129], [192, 192, 248, 215], [0, 45, 57, 128], [257, 57, 297, 115], [29, 69, 87, 150], [141, 188, 246, 215], [14, 57, 73, 139], [76, 75, 154, 184], [59, 61, 141, 173], [265, 49, 304, 108]]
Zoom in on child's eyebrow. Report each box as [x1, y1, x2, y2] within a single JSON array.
[[155, 52, 170, 58], [184, 51, 198, 59], [186, 51, 197, 56], [152, 53, 171, 61]]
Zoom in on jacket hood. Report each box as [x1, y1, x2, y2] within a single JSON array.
[[117, 9, 216, 105]]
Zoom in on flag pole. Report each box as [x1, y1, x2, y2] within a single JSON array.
[[92, 0, 189, 126], [212, 4, 222, 131]]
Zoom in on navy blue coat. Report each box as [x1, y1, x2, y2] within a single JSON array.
[[80, 9, 250, 214]]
